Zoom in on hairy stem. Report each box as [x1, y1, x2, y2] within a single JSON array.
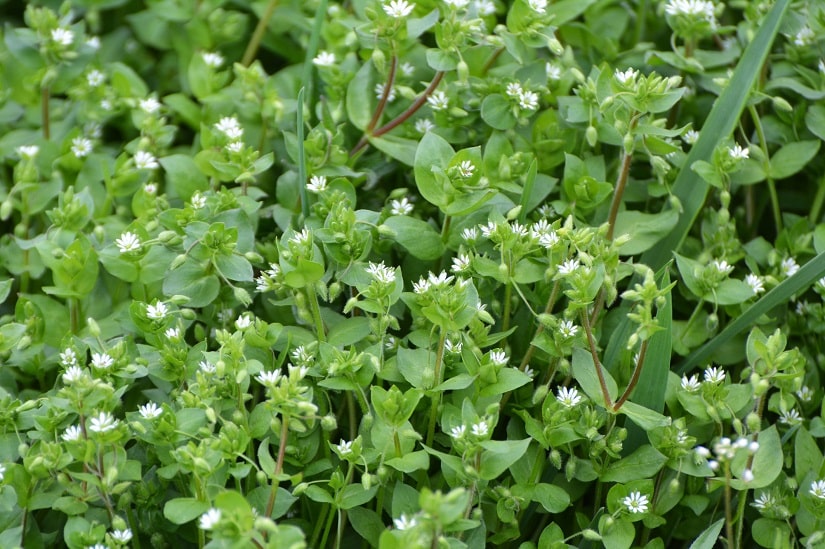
[[580, 308, 613, 408], [265, 415, 290, 518], [242, 0, 279, 66], [366, 55, 398, 134], [612, 339, 649, 411]]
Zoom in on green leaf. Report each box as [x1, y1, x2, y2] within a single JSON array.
[[381, 215, 444, 261], [414, 132, 454, 208], [258, 438, 277, 477], [688, 519, 724, 549], [0, 279, 13, 304], [479, 368, 532, 397], [613, 209, 679, 255], [370, 135, 418, 166], [163, 497, 209, 525], [348, 507, 384, 548], [283, 258, 325, 288], [571, 347, 618, 406], [328, 317, 372, 347], [599, 516, 635, 549], [752, 518, 792, 548], [481, 94, 516, 130], [619, 401, 670, 431], [768, 140, 820, 179], [395, 348, 432, 389], [805, 104, 825, 141], [730, 425, 782, 489], [795, 427, 823, 484], [162, 260, 220, 308], [601, 445, 667, 483], [386, 451, 430, 473], [339, 484, 378, 510], [425, 48, 458, 71], [478, 438, 531, 480], [346, 62, 374, 131], [530, 483, 570, 513], [407, 9, 439, 39], [161, 154, 208, 201], [214, 253, 253, 282]]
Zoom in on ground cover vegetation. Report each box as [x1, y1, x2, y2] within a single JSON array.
[[2, 0, 825, 547]]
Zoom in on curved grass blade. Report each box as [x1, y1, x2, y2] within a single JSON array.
[[603, 0, 791, 373], [677, 250, 825, 374], [297, 87, 309, 220]]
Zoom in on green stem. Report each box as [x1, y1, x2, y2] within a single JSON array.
[[724, 462, 735, 549], [242, 0, 279, 66], [425, 331, 447, 447], [518, 281, 560, 371], [809, 173, 825, 223], [606, 123, 636, 241], [319, 502, 336, 549], [366, 55, 398, 135], [41, 86, 50, 140], [265, 415, 290, 518], [612, 339, 649, 411], [307, 285, 326, 342], [351, 71, 445, 156], [633, 0, 648, 46], [69, 298, 80, 334], [747, 104, 782, 234], [580, 309, 613, 409]]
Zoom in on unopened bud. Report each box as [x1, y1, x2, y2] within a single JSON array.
[[87, 317, 101, 337], [772, 96, 792, 112], [585, 125, 598, 148], [456, 59, 469, 83], [245, 251, 264, 263], [582, 529, 602, 541], [170, 254, 188, 270], [547, 36, 564, 56], [0, 200, 12, 220]]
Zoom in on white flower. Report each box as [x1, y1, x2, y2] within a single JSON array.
[[88, 411, 119, 433], [449, 425, 466, 439], [111, 529, 133, 543], [710, 259, 734, 275], [745, 274, 764, 294], [556, 386, 582, 408], [427, 271, 454, 287], [394, 514, 417, 530], [728, 144, 749, 159], [336, 439, 353, 455], [138, 402, 162, 419], [165, 327, 181, 340], [681, 374, 701, 392], [539, 230, 560, 248], [307, 175, 328, 193], [489, 350, 508, 366], [506, 82, 523, 98], [85, 36, 101, 49], [199, 360, 216, 374], [559, 320, 578, 338], [0, 463, 4, 482], [290, 228, 312, 246], [16, 145, 39, 159], [694, 445, 711, 459], [313, 51, 336, 67], [87, 543, 108, 549], [383, 0, 414, 18], [400, 62, 415, 76], [444, 338, 463, 354], [375, 83, 397, 102], [144, 183, 157, 195], [475, 0, 496, 16], [811, 480, 825, 499], [557, 258, 581, 276], [797, 386, 814, 402], [703, 366, 725, 384], [518, 90, 539, 111], [427, 90, 449, 111], [256, 370, 282, 386], [794, 26, 815, 47], [415, 118, 436, 134], [682, 129, 699, 145], [191, 192, 207, 209], [622, 491, 649, 513], [139, 97, 161, 114], [288, 364, 309, 380], [214, 116, 243, 140], [752, 492, 775, 510], [456, 160, 475, 178], [615, 68, 639, 85], [471, 421, 489, 437], [781, 257, 800, 277], [199, 508, 221, 530], [202, 51, 224, 68], [819, 59, 825, 74], [69, 136, 93, 158], [451, 254, 471, 273], [445, 0, 470, 8], [546, 62, 562, 80], [779, 408, 801, 425], [86, 69, 106, 87], [389, 197, 414, 215], [527, 0, 547, 14], [366, 262, 396, 284], [742, 469, 754, 483], [63, 366, 85, 384], [91, 352, 114, 370], [115, 232, 141, 253], [235, 315, 252, 330], [146, 302, 168, 320], [62, 425, 83, 442], [51, 27, 74, 46], [60, 348, 78, 367], [134, 151, 159, 170], [462, 227, 479, 242]]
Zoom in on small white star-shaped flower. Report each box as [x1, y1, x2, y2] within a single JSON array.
[[71, 136, 93, 158], [703, 366, 725, 384], [681, 374, 701, 392], [471, 421, 489, 437], [811, 480, 825, 500], [88, 411, 119, 433], [389, 197, 414, 215], [199, 508, 221, 530], [201, 52, 224, 68], [62, 424, 83, 442], [307, 175, 327, 193], [556, 386, 582, 408], [146, 302, 168, 320], [394, 513, 417, 530], [622, 491, 649, 513], [728, 144, 749, 160], [745, 273, 764, 294], [383, 0, 414, 18], [313, 51, 336, 67], [138, 402, 162, 419], [51, 27, 74, 46], [134, 151, 159, 170], [91, 352, 114, 370], [115, 232, 141, 253]]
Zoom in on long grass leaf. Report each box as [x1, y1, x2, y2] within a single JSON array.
[[677, 250, 825, 374], [300, 0, 328, 111], [603, 0, 791, 373], [297, 87, 309, 220]]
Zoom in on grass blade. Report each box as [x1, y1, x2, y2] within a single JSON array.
[[677, 250, 825, 374], [297, 87, 309, 220], [639, 0, 791, 271], [603, 0, 791, 372]]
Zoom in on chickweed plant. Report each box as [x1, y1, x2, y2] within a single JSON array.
[[3, 0, 825, 547]]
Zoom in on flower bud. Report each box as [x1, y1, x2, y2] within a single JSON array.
[[371, 48, 386, 73], [158, 230, 178, 243], [293, 482, 309, 496], [170, 254, 188, 270], [746, 412, 761, 432], [547, 36, 564, 56], [180, 308, 196, 320], [582, 529, 602, 541], [245, 251, 264, 263], [705, 313, 718, 332], [456, 59, 469, 84], [256, 470, 268, 484], [18, 443, 29, 458], [233, 287, 252, 305], [532, 385, 549, 406], [0, 200, 12, 220], [772, 96, 792, 112], [87, 317, 101, 337], [623, 132, 634, 155], [585, 125, 598, 148], [321, 414, 337, 431]]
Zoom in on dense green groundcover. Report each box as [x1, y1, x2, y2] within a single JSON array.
[[4, 0, 825, 547]]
